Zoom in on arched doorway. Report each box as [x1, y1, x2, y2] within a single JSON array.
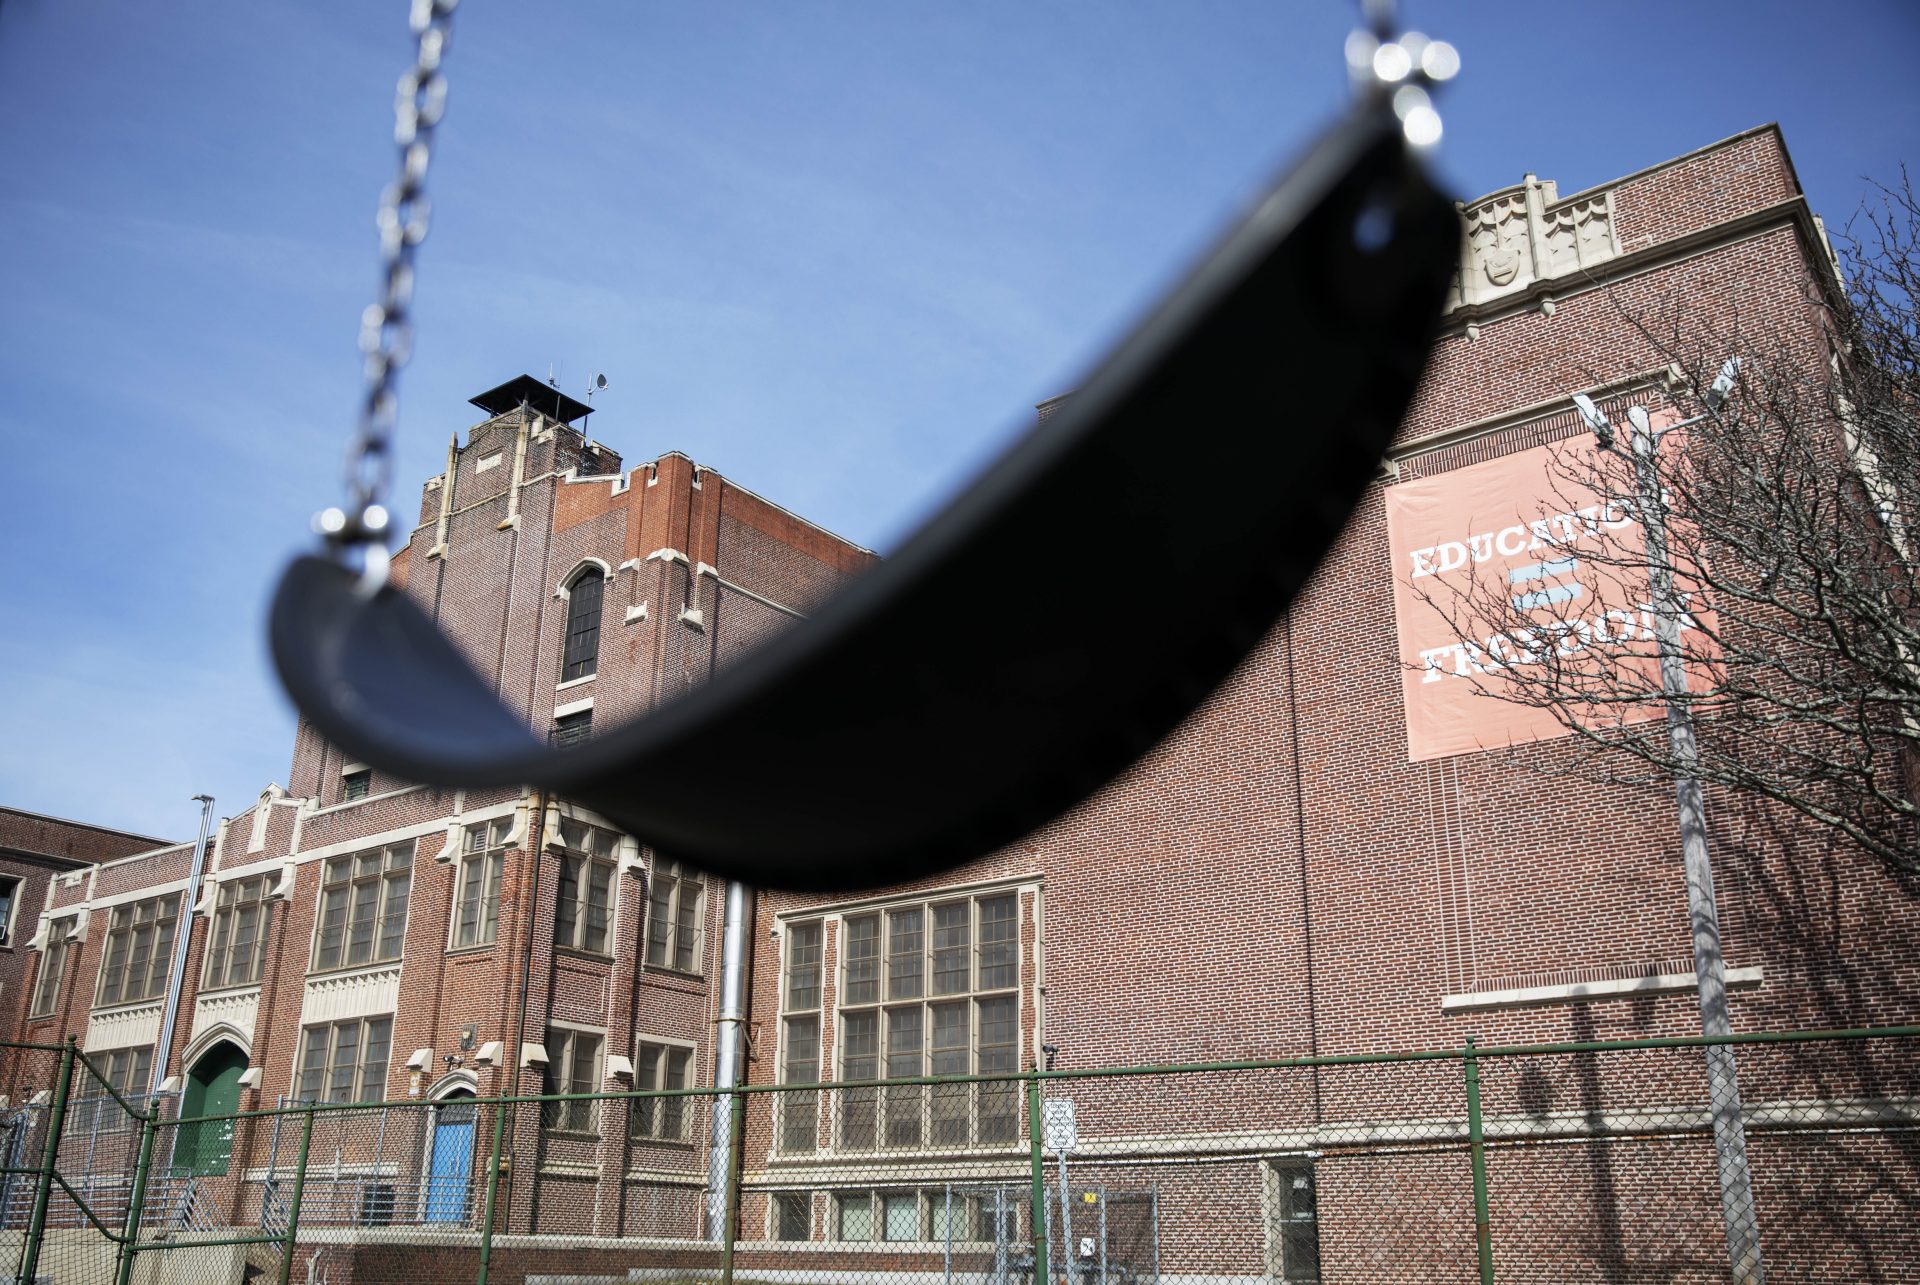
[[422, 1090, 477, 1223], [177, 1042, 248, 1176]]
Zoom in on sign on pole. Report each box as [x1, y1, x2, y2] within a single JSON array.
[[1042, 1099, 1077, 1152]]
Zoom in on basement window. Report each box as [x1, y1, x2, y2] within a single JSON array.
[[553, 710, 592, 748]]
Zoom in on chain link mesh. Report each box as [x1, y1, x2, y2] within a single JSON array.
[[0, 1031, 1911, 1285]]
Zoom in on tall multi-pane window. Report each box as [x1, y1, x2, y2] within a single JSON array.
[[542, 1028, 604, 1133], [96, 895, 181, 1006], [554, 820, 616, 954], [452, 819, 509, 950], [311, 843, 413, 971], [75, 1046, 155, 1131], [836, 892, 1019, 1150], [628, 1041, 693, 1141], [99, 1046, 154, 1100], [645, 859, 703, 972], [30, 917, 74, 1017], [296, 1016, 392, 1103], [203, 876, 274, 989], [0, 877, 18, 948], [779, 922, 822, 1152], [342, 769, 372, 802], [561, 567, 605, 682]]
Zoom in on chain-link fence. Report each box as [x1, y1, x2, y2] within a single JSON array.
[[0, 1027, 1912, 1285]]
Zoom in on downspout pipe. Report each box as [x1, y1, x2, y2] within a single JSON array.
[[705, 879, 751, 1240], [151, 794, 215, 1097]]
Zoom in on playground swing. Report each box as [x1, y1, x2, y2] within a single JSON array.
[[269, 3, 1460, 890]]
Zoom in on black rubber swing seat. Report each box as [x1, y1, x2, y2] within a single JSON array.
[[271, 104, 1457, 891]]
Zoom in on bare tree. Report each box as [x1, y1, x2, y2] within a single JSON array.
[[1414, 176, 1920, 875]]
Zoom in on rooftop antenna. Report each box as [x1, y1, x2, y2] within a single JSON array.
[[547, 361, 559, 389], [586, 372, 608, 407]]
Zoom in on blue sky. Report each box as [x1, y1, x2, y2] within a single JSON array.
[[3, 1, 1916, 841]]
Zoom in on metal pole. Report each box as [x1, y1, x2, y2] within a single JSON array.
[[707, 880, 752, 1240], [993, 1186, 1007, 1285], [276, 1105, 316, 1285], [944, 1183, 954, 1285], [1057, 1150, 1075, 1285], [474, 1096, 509, 1285], [1026, 1072, 1049, 1285], [719, 1089, 745, 1285], [1627, 408, 1763, 1284], [1097, 1185, 1108, 1285], [1463, 1036, 1493, 1285], [152, 795, 216, 1097], [20, 1038, 77, 1285], [1149, 1185, 1160, 1285], [112, 1104, 161, 1285]]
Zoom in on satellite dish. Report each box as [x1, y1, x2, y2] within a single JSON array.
[[594, 373, 608, 391]]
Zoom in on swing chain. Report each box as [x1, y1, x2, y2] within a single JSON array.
[[319, 0, 461, 566]]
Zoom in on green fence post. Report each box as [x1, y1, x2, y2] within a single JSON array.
[[112, 1100, 163, 1285], [1464, 1036, 1494, 1285], [1027, 1069, 1050, 1285], [276, 1104, 317, 1285], [475, 1097, 509, 1285], [20, 1036, 78, 1285], [720, 1089, 745, 1285]]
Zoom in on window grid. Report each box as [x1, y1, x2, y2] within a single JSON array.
[[832, 1190, 986, 1243], [554, 821, 617, 954], [772, 1192, 812, 1241], [836, 893, 1020, 1152], [452, 819, 510, 950], [561, 568, 605, 682], [30, 918, 74, 1017], [779, 922, 823, 1153], [543, 1028, 604, 1134], [645, 859, 703, 972], [96, 895, 181, 1007], [203, 876, 274, 990], [342, 770, 371, 802], [0, 877, 18, 948], [296, 1016, 392, 1104], [1271, 1164, 1322, 1282], [77, 1046, 154, 1132], [628, 1041, 694, 1142], [553, 710, 593, 748], [312, 843, 413, 972]]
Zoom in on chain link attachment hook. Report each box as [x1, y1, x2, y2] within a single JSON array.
[[1345, 1, 1458, 151]]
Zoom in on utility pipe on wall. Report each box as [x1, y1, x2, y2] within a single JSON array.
[[151, 794, 215, 1096], [704, 879, 751, 1240]]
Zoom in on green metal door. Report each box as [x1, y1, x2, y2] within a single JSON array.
[[177, 1043, 247, 1176]]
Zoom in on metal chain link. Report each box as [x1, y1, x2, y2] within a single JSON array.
[[318, 0, 459, 563]]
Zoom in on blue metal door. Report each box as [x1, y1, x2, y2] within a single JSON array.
[[423, 1095, 476, 1223]]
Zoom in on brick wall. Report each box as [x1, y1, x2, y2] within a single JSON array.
[[7, 125, 1915, 1283]]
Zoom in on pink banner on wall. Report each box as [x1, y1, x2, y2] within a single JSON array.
[[1384, 425, 1698, 762]]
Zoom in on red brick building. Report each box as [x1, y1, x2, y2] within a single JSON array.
[[0, 808, 170, 1051], [8, 125, 1915, 1284]]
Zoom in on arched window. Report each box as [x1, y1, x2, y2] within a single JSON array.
[[561, 567, 606, 681]]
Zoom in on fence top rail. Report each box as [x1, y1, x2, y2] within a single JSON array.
[[144, 1023, 1920, 1131], [0, 1038, 75, 1056], [1019, 1022, 1920, 1084]]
